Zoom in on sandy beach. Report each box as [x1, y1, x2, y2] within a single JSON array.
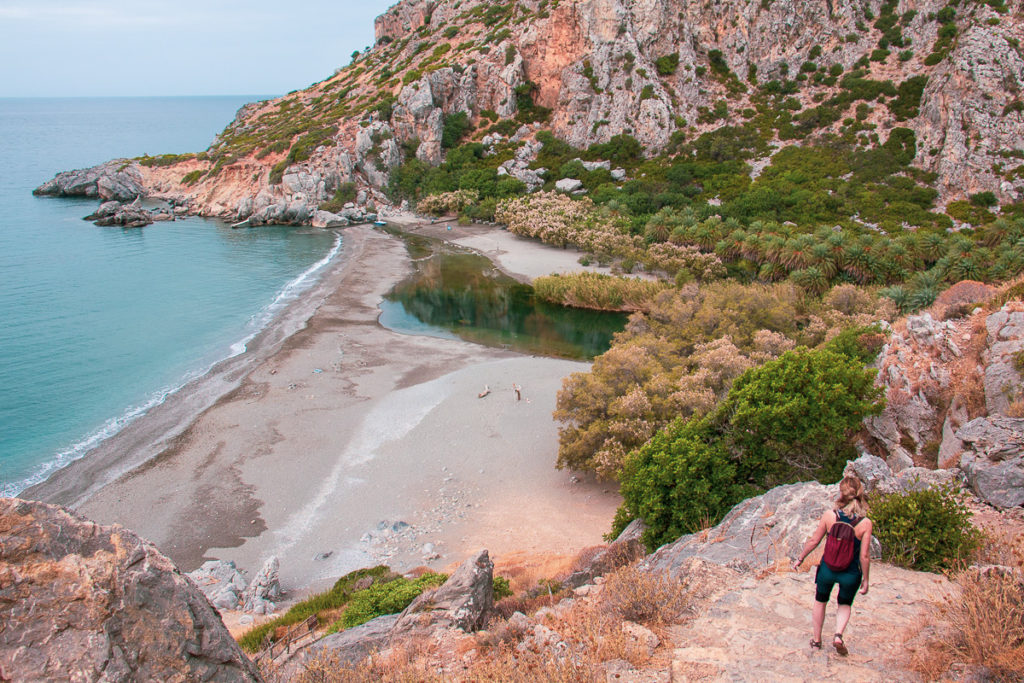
[[25, 221, 621, 597]]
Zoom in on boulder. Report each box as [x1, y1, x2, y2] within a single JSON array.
[[578, 159, 611, 172], [611, 168, 627, 181], [645, 481, 836, 576], [555, 178, 583, 193], [0, 498, 261, 682], [844, 454, 898, 495], [312, 210, 348, 228], [392, 549, 494, 636], [983, 309, 1024, 416], [242, 556, 282, 615], [894, 466, 962, 492], [284, 614, 399, 676], [84, 200, 154, 228], [187, 559, 249, 610], [563, 518, 646, 589], [956, 416, 1024, 508]]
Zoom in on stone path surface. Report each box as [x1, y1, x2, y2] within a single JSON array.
[[666, 563, 953, 682]]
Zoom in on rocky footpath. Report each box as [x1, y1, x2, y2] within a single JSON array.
[[0, 498, 261, 682], [33, 0, 1024, 225]]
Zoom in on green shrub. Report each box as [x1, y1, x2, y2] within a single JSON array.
[[655, 53, 680, 76], [320, 182, 358, 213], [330, 573, 448, 632], [181, 170, 204, 186], [721, 347, 885, 486], [237, 566, 393, 652], [493, 576, 513, 601], [618, 417, 752, 550], [970, 191, 998, 207], [441, 111, 471, 149], [870, 485, 982, 572]]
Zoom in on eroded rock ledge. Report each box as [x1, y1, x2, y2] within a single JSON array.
[[0, 498, 261, 682]]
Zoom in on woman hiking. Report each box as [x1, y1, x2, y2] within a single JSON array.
[[791, 474, 872, 656]]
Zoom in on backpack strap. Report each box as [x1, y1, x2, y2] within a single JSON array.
[[835, 508, 858, 525]]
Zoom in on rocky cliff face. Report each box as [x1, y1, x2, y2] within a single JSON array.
[[860, 286, 1024, 508], [34, 0, 1024, 224], [0, 498, 261, 682]]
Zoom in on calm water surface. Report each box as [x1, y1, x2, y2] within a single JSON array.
[[0, 97, 338, 495]]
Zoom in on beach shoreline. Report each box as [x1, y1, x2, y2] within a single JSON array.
[[24, 220, 621, 598]]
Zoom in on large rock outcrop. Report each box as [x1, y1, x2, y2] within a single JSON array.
[[33, 160, 145, 202], [956, 416, 1024, 508], [0, 498, 261, 682]]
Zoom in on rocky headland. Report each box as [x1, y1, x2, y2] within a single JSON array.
[[33, 0, 1024, 228]]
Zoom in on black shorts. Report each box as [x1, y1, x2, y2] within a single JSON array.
[[814, 562, 862, 606]]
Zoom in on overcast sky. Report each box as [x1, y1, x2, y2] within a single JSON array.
[[0, 0, 397, 97]]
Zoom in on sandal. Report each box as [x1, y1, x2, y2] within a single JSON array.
[[833, 633, 848, 656], [809, 639, 822, 649]]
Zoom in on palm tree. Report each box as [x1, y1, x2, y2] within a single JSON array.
[[809, 242, 839, 280], [915, 231, 946, 265], [825, 232, 850, 269], [781, 234, 815, 270], [881, 284, 910, 313], [763, 233, 788, 265], [740, 233, 766, 263], [758, 261, 788, 282], [791, 266, 829, 295]]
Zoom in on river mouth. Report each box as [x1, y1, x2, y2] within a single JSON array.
[[378, 227, 626, 360]]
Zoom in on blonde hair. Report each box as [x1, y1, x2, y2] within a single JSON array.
[[836, 474, 868, 518]]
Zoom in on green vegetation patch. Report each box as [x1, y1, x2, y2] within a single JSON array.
[[237, 566, 394, 652], [870, 485, 982, 572]]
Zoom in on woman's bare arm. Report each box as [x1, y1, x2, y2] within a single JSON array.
[[792, 512, 831, 570], [859, 519, 873, 593]]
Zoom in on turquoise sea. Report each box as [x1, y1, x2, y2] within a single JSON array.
[[0, 97, 340, 496]]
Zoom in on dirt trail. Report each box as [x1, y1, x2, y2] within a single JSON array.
[[667, 563, 953, 682]]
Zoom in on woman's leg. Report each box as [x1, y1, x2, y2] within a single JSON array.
[[813, 600, 827, 642], [835, 603, 852, 635]]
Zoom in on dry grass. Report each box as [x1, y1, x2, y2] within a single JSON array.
[[599, 563, 691, 626], [287, 563, 695, 682], [944, 569, 1024, 679], [907, 568, 1024, 682]]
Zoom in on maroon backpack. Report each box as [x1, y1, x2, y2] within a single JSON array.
[[822, 509, 859, 571]]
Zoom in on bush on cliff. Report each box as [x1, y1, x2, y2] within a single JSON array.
[[612, 346, 884, 548], [328, 572, 448, 632], [721, 347, 885, 486], [617, 416, 753, 549], [870, 485, 982, 572], [237, 565, 394, 652]]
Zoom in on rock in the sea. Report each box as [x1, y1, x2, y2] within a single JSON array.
[[242, 556, 282, 615], [0, 498, 261, 682], [956, 416, 1024, 508], [187, 559, 249, 610], [84, 200, 155, 228], [34, 160, 145, 201], [392, 549, 494, 636]]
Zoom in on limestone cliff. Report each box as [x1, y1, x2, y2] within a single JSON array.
[[35, 0, 1024, 224]]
